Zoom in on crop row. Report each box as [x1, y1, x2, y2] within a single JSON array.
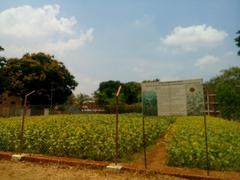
[[0, 114, 172, 161], [166, 116, 240, 170]]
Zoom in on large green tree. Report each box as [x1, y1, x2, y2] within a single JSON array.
[[3, 52, 78, 105], [208, 67, 240, 120], [235, 30, 240, 56], [94, 80, 141, 105]]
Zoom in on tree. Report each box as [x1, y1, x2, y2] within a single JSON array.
[[208, 67, 240, 120], [94, 80, 122, 105], [3, 52, 78, 105], [122, 82, 141, 104], [0, 46, 8, 94], [94, 80, 142, 113], [235, 30, 240, 56], [94, 80, 141, 106], [76, 93, 92, 109]]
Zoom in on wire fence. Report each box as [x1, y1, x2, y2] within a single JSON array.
[[0, 103, 239, 174]]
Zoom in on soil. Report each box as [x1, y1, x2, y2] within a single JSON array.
[[0, 159, 184, 180], [122, 137, 240, 180]]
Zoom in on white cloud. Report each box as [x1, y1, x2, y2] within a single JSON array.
[[195, 55, 220, 67], [0, 4, 93, 56], [40, 28, 94, 52], [161, 24, 228, 51]]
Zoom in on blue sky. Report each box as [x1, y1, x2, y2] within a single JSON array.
[[0, 0, 239, 94]]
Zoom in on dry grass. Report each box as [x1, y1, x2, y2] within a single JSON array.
[[0, 160, 185, 180]]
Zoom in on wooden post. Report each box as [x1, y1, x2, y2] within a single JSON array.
[[115, 86, 121, 165], [142, 116, 147, 169], [203, 87, 210, 176], [141, 87, 147, 169], [19, 90, 35, 152]]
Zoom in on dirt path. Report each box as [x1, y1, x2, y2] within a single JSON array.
[[0, 159, 185, 180], [122, 137, 240, 180], [124, 137, 167, 170]]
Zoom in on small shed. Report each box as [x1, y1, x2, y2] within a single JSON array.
[[142, 79, 204, 116]]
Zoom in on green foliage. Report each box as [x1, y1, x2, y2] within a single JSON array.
[[104, 103, 142, 113], [0, 114, 172, 161], [94, 80, 141, 112], [0, 46, 8, 93], [3, 52, 78, 105], [208, 67, 240, 120], [95, 80, 121, 105], [166, 116, 240, 170], [122, 82, 141, 104], [235, 30, 240, 56], [75, 93, 92, 109]]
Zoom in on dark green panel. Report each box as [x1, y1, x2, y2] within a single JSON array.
[[143, 91, 158, 116]]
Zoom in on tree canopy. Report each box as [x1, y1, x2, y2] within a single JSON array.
[[235, 30, 240, 56], [208, 66, 240, 120], [0, 46, 7, 94], [94, 80, 141, 106], [3, 52, 78, 105]]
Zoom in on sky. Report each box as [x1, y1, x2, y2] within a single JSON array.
[[0, 0, 239, 95]]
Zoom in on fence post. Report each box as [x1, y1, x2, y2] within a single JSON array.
[[203, 86, 210, 175], [142, 115, 147, 169], [203, 112, 210, 175], [141, 87, 147, 169], [19, 90, 35, 152], [115, 86, 121, 165]]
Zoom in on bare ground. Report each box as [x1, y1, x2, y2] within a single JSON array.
[[122, 137, 240, 180], [0, 159, 185, 180]]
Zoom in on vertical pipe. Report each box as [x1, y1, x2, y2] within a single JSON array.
[[19, 96, 27, 152], [19, 90, 35, 153], [206, 89, 210, 116], [142, 116, 147, 169], [141, 85, 147, 169], [204, 112, 210, 175], [115, 86, 121, 165], [115, 95, 119, 165], [203, 86, 210, 176]]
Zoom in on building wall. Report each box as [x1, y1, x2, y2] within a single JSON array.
[[0, 92, 22, 116], [142, 79, 204, 116]]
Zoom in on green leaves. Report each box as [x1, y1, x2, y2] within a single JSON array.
[[0, 114, 171, 161], [3, 52, 78, 105], [208, 67, 240, 120], [166, 116, 240, 170]]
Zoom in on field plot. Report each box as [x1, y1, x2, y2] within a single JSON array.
[[0, 114, 172, 161], [166, 116, 240, 171]]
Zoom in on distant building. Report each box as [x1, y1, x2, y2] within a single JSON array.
[[142, 79, 204, 116], [0, 92, 22, 116]]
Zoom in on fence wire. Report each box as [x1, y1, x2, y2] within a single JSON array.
[[0, 103, 239, 173]]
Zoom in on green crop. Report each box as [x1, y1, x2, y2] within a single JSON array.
[[0, 114, 172, 161], [166, 116, 240, 170]]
